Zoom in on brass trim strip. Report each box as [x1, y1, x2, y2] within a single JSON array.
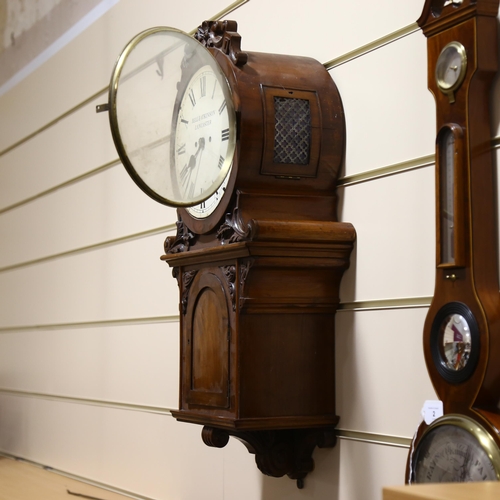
[[337, 154, 435, 187], [0, 315, 179, 334], [0, 453, 156, 500], [0, 390, 411, 449], [0, 297, 431, 333], [0, 388, 172, 415], [0, 87, 109, 158], [323, 23, 420, 70], [0, 224, 176, 274], [338, 137, 500, 187], [5, 114, 498, 213], [0, 158, 120, 215], [336, 429, 412, 448], [0, 153, 434, 215], [339, 296, 432, 312]]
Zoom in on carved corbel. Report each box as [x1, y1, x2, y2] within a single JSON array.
[[217, 206, 255, 244], [201, 426, 337, 489], [164, 217, 196, 254]]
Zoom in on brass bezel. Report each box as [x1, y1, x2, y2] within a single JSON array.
[[412, 414, 500, 482], [435, 41, 467, 99], [107, 26, 236, 208]]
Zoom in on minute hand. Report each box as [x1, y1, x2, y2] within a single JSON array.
[[191, 137, 206, 193]]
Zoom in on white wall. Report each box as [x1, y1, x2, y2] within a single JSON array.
[[1, 1, 499, 499]]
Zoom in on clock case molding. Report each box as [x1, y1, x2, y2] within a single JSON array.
[[161, 21, 355, 487], [406, 0, 500, 482]]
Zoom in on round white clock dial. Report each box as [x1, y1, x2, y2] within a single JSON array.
[[173, 65, 234, 207]]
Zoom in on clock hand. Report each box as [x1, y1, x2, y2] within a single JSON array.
[[195, 137, 205, 157], [191, 137, 206, 190], [181, 138, 206, 196], [180, 154, 197, 185]]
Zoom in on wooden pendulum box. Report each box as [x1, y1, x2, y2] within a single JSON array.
[[160, 21, 355, 487]]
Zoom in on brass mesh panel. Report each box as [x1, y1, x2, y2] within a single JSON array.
[[273, 97, 311, 165]]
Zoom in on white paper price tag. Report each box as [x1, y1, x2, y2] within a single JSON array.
[[421, 400, 443, 425]]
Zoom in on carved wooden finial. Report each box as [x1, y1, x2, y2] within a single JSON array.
[[418, 0, 499, 35], [194, 20, 248, 66]]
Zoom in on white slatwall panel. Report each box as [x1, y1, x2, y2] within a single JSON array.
[[1, 0, 498, 499], [336, 308, 436, 437], [331, 31, 435, 177], [0, 165, 174, 269], [0, 0, 235, 151], [0, 322, 179, 408], [235, 0, 423, 62], [0, 233, 177, 327], [0, 94, 117, 212], [340, 167, 435, 302]]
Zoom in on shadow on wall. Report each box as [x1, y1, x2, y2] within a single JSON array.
[[0, 393, 22, 454], [260, 445, 341, 500]]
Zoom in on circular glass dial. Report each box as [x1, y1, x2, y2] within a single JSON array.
[[108, 27, 236, 207], [440, 314, 471, 371], [435, 42, 467, 94], [412, 415, 500, 483], [173, 65, 234, 207]]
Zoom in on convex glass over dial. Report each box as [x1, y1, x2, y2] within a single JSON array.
[[411, 414, 500, 483], [105, 27, 236, 207], [435, 41, 467, 102]]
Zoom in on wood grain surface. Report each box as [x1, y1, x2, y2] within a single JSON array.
[[384, 482, 500, 500], [0, 457, 131, 500]]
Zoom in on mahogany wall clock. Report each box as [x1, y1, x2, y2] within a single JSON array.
[[407, 0, 500, 483], [98, 20, 355, 487]]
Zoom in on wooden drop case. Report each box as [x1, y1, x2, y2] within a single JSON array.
[[161, 21, 355, 486]]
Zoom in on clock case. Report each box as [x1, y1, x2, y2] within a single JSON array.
[[407, 0, 500, 483], [161, 21, 355, 486]]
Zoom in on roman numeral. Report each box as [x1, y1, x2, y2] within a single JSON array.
[[181, 118, 188, 125], [218, 100, 227, 115], [221, 128, 230, 141], [176, 144, 186, 155], [218, 155, 224, 169], [189, 89, 196, 107], [200, 76, 206, 97], [188, 182, 195, 199]]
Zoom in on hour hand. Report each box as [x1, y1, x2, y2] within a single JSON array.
[[180, 155, 196, 185]]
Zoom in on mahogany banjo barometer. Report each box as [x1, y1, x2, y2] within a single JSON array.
[[407, 0, 500, 483], [97, 21, 355, 487]]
